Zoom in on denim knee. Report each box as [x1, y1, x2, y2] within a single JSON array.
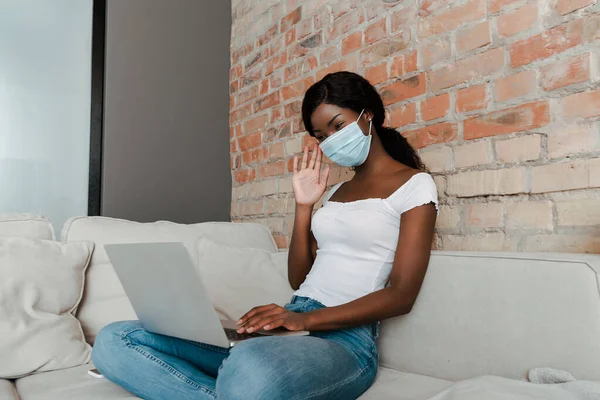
[[91, 320, 141, 375], [216, 339, 285, 400]]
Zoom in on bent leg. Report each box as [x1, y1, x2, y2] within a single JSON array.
[[216, 335, 377, 400], [92, 321, 229, 400]]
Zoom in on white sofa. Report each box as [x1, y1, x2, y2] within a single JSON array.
[[1, 214, 599, 400]]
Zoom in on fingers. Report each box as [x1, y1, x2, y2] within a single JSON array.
[[314, 146, 322, 171], [243, 313, 287, 333], [237, 304, 278, 326], [301, 146, 309, 169], [308, 145, 317, 169], [319, 165, 330, 187], [263, 319, 285, 330], [293, 155, 299, 174], [238, 305, 285, 333]]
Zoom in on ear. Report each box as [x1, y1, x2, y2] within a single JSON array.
[[363, 109, 374, 122]]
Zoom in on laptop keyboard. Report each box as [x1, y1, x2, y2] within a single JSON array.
[[224, 327, 264, 341]]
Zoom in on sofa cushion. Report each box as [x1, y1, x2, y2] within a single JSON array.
[[0, 238, 93, 378], [197, 238, 294, 320], [15, 364, 139, 400], [360, 368, 452, 399], [378, 251, 600, 381], [61, 217, 278, 344], [0, 214, 54, 240], [0, 380, 18, 400]]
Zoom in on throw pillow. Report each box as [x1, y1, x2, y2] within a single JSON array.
[[197, 238, 293, 321], [0, 237, 94, 378]]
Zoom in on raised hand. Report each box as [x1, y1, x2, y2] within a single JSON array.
[[292, 146, 330, 207]]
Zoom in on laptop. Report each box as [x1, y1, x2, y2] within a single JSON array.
[[104, 242, 309, 348]]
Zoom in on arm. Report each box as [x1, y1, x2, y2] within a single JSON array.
[[237, 202, 436, 333], [287, 146, 328, 290], [288, 205, 318, 290]]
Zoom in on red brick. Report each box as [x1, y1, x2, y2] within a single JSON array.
[[231, 104, 252, 123], [272, 106, 284, 122], [457, 21, 490, 54], [259, 161, 286, 178], [269, 69, 284, 89], [389, 30, 411, 54], [561, 88, 600, 119], [229, 126, 235, 139], [390, 51, 418, 77], [230, 80, 240, 94], [313, 5, 332, 30], [360, 40, 393, 68], [541, 53, 591, 91], [319, 46, 339, 65], [464, 101, 550, 140], [269, 36, 285, 57], [284, 100, 302, 119], [456, 84, 488, 113], [245, 50, 267, 70], [259, 79, 269, 95], [235, 125, 243, 137], [554, 0, 594, 15], [269, 142, 285, 159], [254, 91, 281, 112], [239, 67, 262, 89], [302, 134, 319, 148], [365, 18, 387, 45], [380, 73, 427, 105], [316, 56, 358, 80], [391, 5, 418, 32], [238, 131, 262, 151], [273, 235, 289, 249], [284, 56, 317, 81], [234, 168, 256, 184], [342, 32, 363, 56], [421, 93, 450, 121], [242, 148, 266, 165], [230, 64, 242, 81], [230, 140, 237, 153], [420, 0, 450, 17], [328, 9, 364, 40], [430, 47, 504, 91], [494, 70, 537, 102], [404, 122, 458, 148], [388, 102, 417, 128], [510, 20, 583, 67], [256, 25, 278, 47], [497, 3, 537, 38], [231, 43, 253, 64], [418, 0, 485, 38], [365, 63, 388, 85], [230, 95, 235, 109], [489, 0, 520, 13], [421, 38, 451, 68], [296, 18, 313, 40], [281, 7, 302, 32], [281, 77, 315, 101], [244, 114, 269, 134], [285, 28, 296, 47], [237, 86, 259, 105]]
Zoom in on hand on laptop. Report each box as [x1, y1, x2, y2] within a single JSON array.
[[237, 304, 309, 334]]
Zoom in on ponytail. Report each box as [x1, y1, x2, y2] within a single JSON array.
[[377, 126, 427, 171]]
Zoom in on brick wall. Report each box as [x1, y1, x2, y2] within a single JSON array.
[[229, 0, 600, 253]]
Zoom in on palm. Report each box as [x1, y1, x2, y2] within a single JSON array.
[[292, 146, 330, 206]]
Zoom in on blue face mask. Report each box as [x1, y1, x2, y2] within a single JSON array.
[[319, 109, 372, 167]]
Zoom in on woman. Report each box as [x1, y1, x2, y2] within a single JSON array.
[[92, 71, 438, 399]]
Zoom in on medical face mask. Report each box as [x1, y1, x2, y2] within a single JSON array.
[[319, 109, 372, 167]]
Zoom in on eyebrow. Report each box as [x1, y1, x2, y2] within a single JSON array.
[[313, 114, 342, 134]]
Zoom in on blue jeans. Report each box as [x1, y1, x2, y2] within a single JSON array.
[[92, 296, 379, 399]]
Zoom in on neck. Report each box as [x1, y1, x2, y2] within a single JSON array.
[[353, 131, 395, 177]]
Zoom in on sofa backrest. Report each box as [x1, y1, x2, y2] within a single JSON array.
[[0, 214, 54, 240], [378, 251, 600, 382], [61, 216, 277, 344]]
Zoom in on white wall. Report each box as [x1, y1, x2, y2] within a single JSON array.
[[0, 1, 93, 231]]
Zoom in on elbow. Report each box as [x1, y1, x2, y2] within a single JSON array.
[[288, 278, 301, 291]]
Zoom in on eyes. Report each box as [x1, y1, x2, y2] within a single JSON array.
[[315, 121, 346, 142]]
